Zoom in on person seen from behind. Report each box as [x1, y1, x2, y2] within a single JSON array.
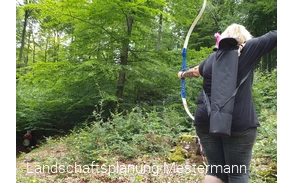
[[178, 23, 277, 183]]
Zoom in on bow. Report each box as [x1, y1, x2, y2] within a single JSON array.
[[181, 0, 207, 120]]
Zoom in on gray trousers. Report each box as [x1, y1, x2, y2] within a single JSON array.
[[196, 125, 257, 183]]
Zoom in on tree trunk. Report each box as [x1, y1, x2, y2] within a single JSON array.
[[156, 13, 163, 51], [44, 34, 50, 62], [18, 9, 29, 63], [32, 36, 36, 63], [25, 30, 31, 65], [115, 15, 134, 99]]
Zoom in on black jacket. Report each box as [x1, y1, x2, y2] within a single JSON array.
[[194, 30, 277, 131]]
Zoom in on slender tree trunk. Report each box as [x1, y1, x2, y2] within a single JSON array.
[[32, 36, 36, 63], [57, 32, 60, 62], [25, 30, 31, 65], [116, 15, 134, 99], [53, 31, 56, 62], [53, 30, 60, 62], [156, 13, 163, 51], [44, 35, 49, 62], [18, 9, 29, 63]]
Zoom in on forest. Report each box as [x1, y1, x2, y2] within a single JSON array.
[[16, 0, 277, 182]]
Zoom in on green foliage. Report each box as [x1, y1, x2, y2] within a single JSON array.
[[250, 69, 277, 182], [65, 106, 189, 163], [250, 109, 277, 182], [16, 46, 210, 141], [16, 60, 118, 135], [252, 69, 277, 113], [17, 105, 277, 183], [16, 0, 277, 134]]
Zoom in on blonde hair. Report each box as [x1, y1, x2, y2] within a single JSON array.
[[221, 23, 252, 45]]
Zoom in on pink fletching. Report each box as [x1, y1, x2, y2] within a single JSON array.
[[214, 33, 221, 48]]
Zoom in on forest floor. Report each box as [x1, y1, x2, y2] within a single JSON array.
[[16, 140, 206, 183]]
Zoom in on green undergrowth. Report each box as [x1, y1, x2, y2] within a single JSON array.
[[250, 108, 277, 183], [17, 107, 277, 182]]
